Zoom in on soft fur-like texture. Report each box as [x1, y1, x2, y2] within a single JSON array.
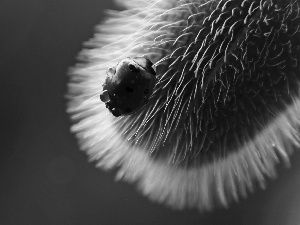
[[67, 0, 300, 211]]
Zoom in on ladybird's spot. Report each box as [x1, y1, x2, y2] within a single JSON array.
[[128, 64, 139, 72], [125, 86, 134, 93]]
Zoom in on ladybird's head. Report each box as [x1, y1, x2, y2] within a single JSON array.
[[100, 57, 156, 117]]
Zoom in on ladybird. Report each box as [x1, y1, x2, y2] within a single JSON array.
[[100, 57, 156, 117]]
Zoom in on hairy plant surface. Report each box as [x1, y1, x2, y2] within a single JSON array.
[[67, 0, 300, 211]]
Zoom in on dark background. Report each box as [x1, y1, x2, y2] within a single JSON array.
[[1, 0, 300, 224]]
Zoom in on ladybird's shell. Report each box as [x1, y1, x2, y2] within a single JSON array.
[[101, 57, 156, 117]]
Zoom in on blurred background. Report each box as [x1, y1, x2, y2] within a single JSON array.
[[1, 0, 300, 224]]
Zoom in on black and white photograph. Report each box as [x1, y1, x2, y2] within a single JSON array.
[[1, 0, 300, 224]]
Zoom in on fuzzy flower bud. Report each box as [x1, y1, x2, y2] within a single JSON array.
[[67, 0, 300, 211]]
